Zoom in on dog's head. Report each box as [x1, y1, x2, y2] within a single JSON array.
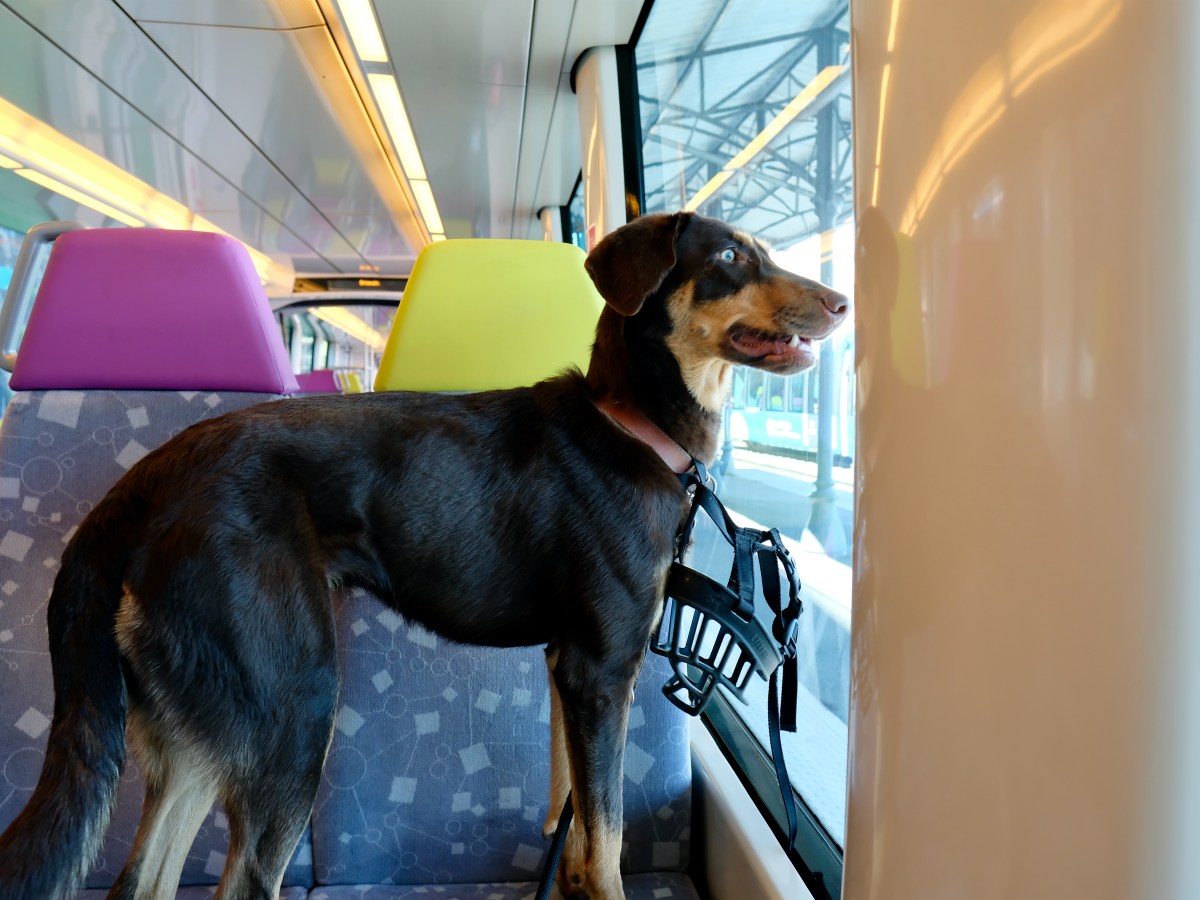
[[585, 211, 850, 410]]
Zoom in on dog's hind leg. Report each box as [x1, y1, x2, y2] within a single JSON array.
[[107, 716, 220, 900], [542, 643, 572, 839], [215, 768, 319, 900], [554, 642, 644, 900], [215, 655, 339, 900]]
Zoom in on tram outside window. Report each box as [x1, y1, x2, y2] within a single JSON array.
[[634, 0, 853, 887]]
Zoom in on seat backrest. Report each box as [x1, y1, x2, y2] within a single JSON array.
[[374, 239, 603, 392], [9, 228, 297, 393], [0, 227, 308, 890]]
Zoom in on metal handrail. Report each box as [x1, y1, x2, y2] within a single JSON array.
[[269, 290, 404, 313], [0, 220, 86, 372]]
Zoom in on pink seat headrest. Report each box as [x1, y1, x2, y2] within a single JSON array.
[[10, 228, 299, 394], [294, 369, 342, 394]]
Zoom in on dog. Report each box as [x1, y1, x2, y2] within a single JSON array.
[[0, 210, 848, 900]]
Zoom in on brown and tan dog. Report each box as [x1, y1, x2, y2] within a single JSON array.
[[0, 211, 847, 900]]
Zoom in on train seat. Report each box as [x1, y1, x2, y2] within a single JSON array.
[[8, 229, 297, 394], [292, 368, 370, 394], [0, 227, 307, 894], [310, 239, 697, 899], [295, 368, 344, 394], [374, 238, 603, 392]]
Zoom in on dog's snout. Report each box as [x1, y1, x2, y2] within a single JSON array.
[[821, 289, 850, 317]]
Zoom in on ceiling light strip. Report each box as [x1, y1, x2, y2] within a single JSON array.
[[366, 73, 427, 181], [331, 0, 443, 246], [408, 180, 444, 235], [335, 0, 388, 63], [363, 74, 446, 241]]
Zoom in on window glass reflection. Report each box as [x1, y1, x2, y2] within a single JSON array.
[[636, 0, 853, 846]]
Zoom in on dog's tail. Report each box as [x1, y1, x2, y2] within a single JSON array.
[[0, 490, 145, 899]]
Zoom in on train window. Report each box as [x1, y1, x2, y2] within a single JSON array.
[[634, 0, 853, 880], [0, 223, 57, 415], [289, 313, 315, 375], [0, 224, 21, 412], [275, 303, 395, 391], [0, 224, 21, 307], [307, 313, 332, 372], [567, 174, 587, 251], [742, 368, 766, 410]]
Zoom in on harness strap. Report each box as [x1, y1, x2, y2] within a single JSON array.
[[769, 668, 800, 847]]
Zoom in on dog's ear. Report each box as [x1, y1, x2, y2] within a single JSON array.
[[584, 212, 690, 316]]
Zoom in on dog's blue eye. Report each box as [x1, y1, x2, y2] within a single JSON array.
[[719, 248, 736, 263]]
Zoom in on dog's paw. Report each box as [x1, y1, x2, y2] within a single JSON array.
[[557, 871, 593, 900], [559, 862, 626, 900]]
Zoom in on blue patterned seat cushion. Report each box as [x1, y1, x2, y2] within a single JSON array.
[[309, 872, 700, 899], [2, 391, 694, 892], [74, 889, 310, 900], [74, 872, 698, 899], [312, 589, 692, 886], [0, 390, 312, 889]]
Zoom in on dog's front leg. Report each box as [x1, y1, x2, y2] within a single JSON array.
[[553, 644, 642, 900], [543, 643, 571, 838]]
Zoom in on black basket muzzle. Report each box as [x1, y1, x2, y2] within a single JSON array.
[[652, 563, 787, 714], [652, 463, 802, 718]]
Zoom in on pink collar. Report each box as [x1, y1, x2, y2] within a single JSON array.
[[594, 397, 693, 475]]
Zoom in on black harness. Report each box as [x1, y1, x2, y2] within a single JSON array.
[[537, 459, 804, 897]]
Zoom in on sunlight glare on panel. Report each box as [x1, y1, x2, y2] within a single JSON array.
[[14, 168, 144, 227], [0, 95, 286, 286], [686, 66, 845, 212]]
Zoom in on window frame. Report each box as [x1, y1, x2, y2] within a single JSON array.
[[704, 694, 844, 900]]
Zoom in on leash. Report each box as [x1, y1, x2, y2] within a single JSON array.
[[535, 794, 573, 900], [535, 406, 803, 895]]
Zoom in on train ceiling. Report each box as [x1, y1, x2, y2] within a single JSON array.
[[0, 0, 642, 282]]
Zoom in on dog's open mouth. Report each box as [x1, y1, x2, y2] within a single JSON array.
[[727, 326, 814, 367]]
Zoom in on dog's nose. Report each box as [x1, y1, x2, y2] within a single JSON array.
[[821, 289, 850, 316]]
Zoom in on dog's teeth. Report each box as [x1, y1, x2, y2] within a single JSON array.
[[788, 334, 800, 348]]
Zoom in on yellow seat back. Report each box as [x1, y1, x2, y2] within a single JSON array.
[[374, 239, 604, 392]]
